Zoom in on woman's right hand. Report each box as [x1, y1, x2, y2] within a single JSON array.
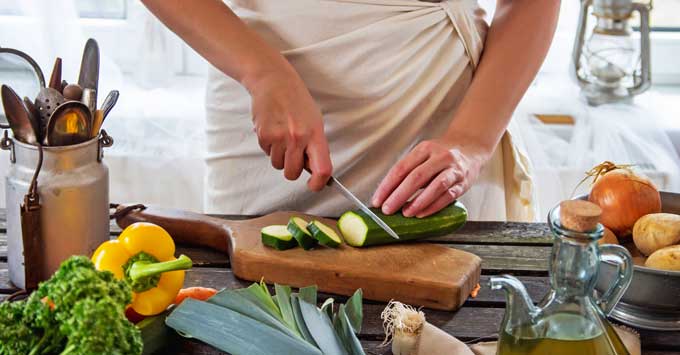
[[247, 68, 333, 191]]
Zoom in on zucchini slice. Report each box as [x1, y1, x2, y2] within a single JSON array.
[[261, 225, 298, 250], [307, 221, 343, 248], [287, 217, 318, 250], [338, 201, 468, 247]]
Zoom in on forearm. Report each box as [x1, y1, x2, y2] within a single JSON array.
[[443, 0, 560, 154], [141, 0, 294, 91]]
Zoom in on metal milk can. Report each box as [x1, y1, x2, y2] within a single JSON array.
[[3, 132, 113, 289]]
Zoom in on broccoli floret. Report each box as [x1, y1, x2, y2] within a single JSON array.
[[0, 300, 40, 355], [0, 256, 142, 355]]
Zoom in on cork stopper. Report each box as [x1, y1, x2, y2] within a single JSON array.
[[559, 200, 602, 232]]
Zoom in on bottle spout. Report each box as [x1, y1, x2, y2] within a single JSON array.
[[490, 275, 540, 325]]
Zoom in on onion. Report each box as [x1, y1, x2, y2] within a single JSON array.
[[586, 162, 661, 236]]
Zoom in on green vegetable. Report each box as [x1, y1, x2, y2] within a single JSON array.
[[298, 298, 348, 355], [288, 217, 318, 250], [261, 225, 298, 250], [0, 256, 142, 355], [164, 282, 365, 355], [138, 310, 177, 355], [166, 299, 322, 355], [338, 201, 468, 247], [307, 220, 343, 248]]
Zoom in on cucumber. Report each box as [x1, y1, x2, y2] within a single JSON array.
[[338, 201, 468, 247], [287, 217, 318, 250], [261, 225, 298, 250], [307, 221, 343, 248]]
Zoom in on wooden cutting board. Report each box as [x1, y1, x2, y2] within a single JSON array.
[[116, 206, 481, 310]]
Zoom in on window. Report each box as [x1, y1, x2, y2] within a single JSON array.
[[75, 0, 126, 19]]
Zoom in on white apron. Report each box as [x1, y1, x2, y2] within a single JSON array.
[[205, 0, 537, 221]]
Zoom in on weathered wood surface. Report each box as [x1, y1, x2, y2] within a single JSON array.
[[0, 212, 678, 354]]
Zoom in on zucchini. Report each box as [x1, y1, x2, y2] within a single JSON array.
[[307, 221, 343, 248], [261, 225, 298, 250], [288, 217, 318, 250], [338, 201, 467, 247]]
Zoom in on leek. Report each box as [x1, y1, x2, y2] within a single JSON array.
[[345, 289, 364, 333], [166, 299, 321, 355], [275, 284, 300, 336], [208, 289, 299, 339], [291, 294, 319, 347], [299, 285, 318, 304], [334, 304, 365, 355], [299, 298, 349, 355]]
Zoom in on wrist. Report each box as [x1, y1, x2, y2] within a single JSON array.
[[240, 55, 300, 95], [439, 131, 496, 160]]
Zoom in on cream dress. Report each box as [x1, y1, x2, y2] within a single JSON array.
[[205, 0, 536, 221]]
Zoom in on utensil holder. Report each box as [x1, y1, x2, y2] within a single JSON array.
[[2, 130, 113, 289]]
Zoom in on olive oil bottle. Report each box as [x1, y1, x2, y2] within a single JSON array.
[[497, 313, 629, 355], [491, 201, 634, 355]]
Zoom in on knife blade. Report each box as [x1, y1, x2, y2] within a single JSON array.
[[327, 176, 400, 240], [77, 38, 99, 110]]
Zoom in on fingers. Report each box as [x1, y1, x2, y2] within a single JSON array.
[[284, 145, 304, 180], [381, 158, 444, 215], [270, 144, 285, 170], [403, 168, 460, 217], [415, 183, 465, 218], [371, 146, 430, 208], [305, 134, 332, 191]]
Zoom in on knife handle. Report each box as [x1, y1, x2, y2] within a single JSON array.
[[115, 204, 230, 253]]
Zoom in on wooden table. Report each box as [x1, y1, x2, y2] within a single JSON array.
[[0, 211, 678, 354]]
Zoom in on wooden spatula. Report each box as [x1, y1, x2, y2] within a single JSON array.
[[115, 205, 481, 310]]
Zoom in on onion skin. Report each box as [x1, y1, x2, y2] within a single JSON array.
[[589, 169, 661, 236]]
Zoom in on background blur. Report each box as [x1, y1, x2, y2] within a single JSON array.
[[0, 0, 679, 220]]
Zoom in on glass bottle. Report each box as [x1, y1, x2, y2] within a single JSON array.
[[491, 200, 633, 355]]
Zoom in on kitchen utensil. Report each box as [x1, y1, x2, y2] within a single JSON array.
[[492, 201, 632, 354], [0, 47, 44, 128], [48, 57, 62, 90], [100, 90, 119, 120], [328, 176, 400, 240], [4, 135, 112, 289], [1, 85, 39, 144], [115, 206, 481, 310], [60, 80, 68, 94], [584, 191, 680, 330], [77, 39, 99, 110], [81, 88, 96, 114], [35, 87, 65, 137], [91, 110, 103, 138], [63, 84, 83, 101], [45, 101, 92, 146], [23, 97, 42, 142]]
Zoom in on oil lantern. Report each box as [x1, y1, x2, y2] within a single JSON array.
[[572, 0, 652, 105]]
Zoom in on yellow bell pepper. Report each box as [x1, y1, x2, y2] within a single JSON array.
[[92, 222, 193, 316]]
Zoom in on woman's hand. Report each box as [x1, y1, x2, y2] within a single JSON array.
[[371, 138, 490, 218], [248, 69, 333, 191]]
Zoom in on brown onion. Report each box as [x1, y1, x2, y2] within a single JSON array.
[[587, 163, 661, 236]]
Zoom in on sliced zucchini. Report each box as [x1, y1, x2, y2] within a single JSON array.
[[307, 221, 343, 248], [338, 201, 468, 247], [287, 217, 318, 250], [261, 225, 298, 250]]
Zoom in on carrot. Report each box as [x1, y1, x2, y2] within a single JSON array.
[[174, 287, 218, 305], [470, 283, 481, 298]]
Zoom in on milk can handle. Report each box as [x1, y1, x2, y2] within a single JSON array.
[[595, 244, 634, 315], [1, 130, 15, 163], [97, 129, 114, 162]]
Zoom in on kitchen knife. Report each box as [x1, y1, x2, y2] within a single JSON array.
[[327, 176, 400, 240], [77, 39, 99, 110]]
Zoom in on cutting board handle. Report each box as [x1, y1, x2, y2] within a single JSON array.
[[114, 204, 230, 253]]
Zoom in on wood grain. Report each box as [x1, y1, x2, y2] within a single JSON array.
[[117, 207, 482, 311]]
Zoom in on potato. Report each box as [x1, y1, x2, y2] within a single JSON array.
[[598, 227, 619, 245], [632, 213, 680, 256], [645, 245, 680, 271]]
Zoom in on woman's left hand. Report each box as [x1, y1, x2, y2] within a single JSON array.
[[371, 138, 491, 218]]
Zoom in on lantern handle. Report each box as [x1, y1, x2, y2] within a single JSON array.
[[571, 0, 593, 89], [628, 2, 652, 96]]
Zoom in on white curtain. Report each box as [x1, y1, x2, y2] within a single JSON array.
[[0, 0, 207, 212]]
